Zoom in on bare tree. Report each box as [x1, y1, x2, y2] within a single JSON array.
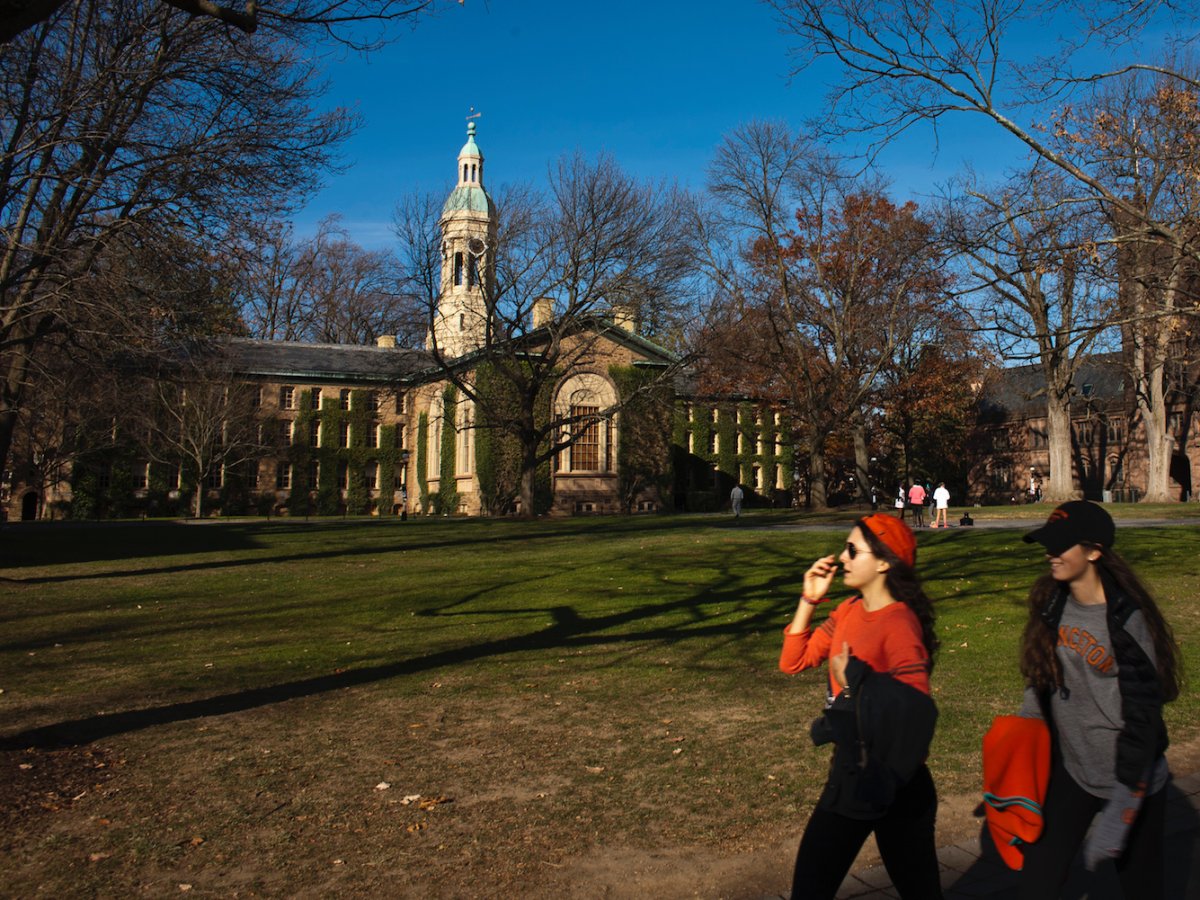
[[770, 0, 1200, 500], [0, 0, 443, 46], [0, 1, 353, 480], [129, 346, 266, 517], [946, 165, 1118, 502], [233, 216, 418, 346]]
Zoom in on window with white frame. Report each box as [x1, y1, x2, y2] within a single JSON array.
[[364, 460, 378, 491], [308, 459, 319, 490], [339, 389, 351, 410], [553, 373, 617, 473], [280, 386, 295, 410], [279, 419, 293, 446], [206, 466, 223, 489], [275, 462, 291, 490], [339, 421, 350, 448], [310, 387, 322, 410], [368, 422, 379, 449], [309, 419, 320, 448]]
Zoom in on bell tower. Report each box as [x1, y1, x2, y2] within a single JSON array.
[[428, 119, 497, 358]]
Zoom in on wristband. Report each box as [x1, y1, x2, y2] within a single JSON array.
[[802, 595, 828, 606]]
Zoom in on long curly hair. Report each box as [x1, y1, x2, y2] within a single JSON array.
[[856, 518, 940, 669], [1020, 545, 1181, 701]]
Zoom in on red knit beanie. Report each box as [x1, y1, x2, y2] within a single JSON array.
[[861, 513, 917, 568]]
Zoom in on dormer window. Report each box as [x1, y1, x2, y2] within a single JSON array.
[[1082, 383, 1094, 398]]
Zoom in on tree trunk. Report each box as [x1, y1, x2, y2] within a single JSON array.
[[809, 434, 828, 509], [851, 409, 870, 503], [194, 480, 204, 519], [1137, 363, 1174, 502], [1044, 392, 1077, 503], [518, 443, 538, 517]]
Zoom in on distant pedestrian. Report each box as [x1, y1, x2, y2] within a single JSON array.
[[932, 483, 950, 529], [870, 485, 879, 511], [730, 484, 744, 519], [400, 486, 408, 521], [908, 482, 926, 528], [1015, 501, 1181, 899], [895, 485, 907, 520]]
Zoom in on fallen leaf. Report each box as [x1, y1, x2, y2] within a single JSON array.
[[672, 748, 683, 755], [406, 822, 426, 833], [400, 794, 421, 805], [178, 885, 192, 892], [585, 766, 605, 774], [375, 782, 390, 791], [418, 796, 452, 810], [332, 858, 345, 865], [88, 852, 111, 863], [189, 836, 205, 847], [18, 763, 32, 770]]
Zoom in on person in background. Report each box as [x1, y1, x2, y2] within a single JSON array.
[[780, 514, 942, 900], [907, 481, 926, 528], [1016, 501, 1180, 900], [932, 482, 950, 529], [730, 483, 744, 519]]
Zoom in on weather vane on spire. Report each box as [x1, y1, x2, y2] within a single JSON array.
[[466, 107, 482, 122]]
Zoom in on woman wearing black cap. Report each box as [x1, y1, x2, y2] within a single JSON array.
[[1017, 500, 1181, 899]]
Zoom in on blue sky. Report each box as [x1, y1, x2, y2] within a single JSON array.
[[292, 1, 1082, 249]]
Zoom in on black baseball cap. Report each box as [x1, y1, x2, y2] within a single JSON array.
[[1023, 500, 1116, 556]]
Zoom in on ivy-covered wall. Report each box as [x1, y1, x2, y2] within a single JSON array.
[[284, 388, 400, 517], [673, 401, 794, 512]]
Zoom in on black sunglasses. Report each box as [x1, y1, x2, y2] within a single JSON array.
[[845, 542, 873, 559]]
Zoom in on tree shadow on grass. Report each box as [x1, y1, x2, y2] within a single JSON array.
[[1, 514, 745, 584], [0, 543, 803, 751]]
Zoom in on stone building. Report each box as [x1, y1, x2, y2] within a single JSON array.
[[967, 352, 1198, 504]]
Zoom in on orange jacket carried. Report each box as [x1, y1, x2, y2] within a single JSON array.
[[981, 714, 1052, 870]]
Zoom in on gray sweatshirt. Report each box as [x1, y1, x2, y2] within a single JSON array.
[[1019, 596, 1167, 798]]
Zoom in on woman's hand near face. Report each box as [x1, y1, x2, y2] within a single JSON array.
[[785, 554, 839, 635], [803, 554, 839, 603]]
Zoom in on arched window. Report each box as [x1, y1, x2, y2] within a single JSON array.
[[453, 252, 464, 286], [554, 373, 618, 473]]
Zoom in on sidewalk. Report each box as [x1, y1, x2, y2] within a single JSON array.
[[763, 771, 1200, 899]]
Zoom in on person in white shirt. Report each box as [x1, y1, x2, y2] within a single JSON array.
[[932, 482, 950, 529]]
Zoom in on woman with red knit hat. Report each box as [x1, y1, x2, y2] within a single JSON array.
[[780, 514, 942, 900]]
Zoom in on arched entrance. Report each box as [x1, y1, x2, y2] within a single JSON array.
[[21, 491, 38, 520]]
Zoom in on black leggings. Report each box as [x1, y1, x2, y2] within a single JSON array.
[[790, 764, 943, 900], [1018, 761, 1166, 899]]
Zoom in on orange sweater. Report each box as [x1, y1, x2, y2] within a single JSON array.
[[780, 597, 931, 696]]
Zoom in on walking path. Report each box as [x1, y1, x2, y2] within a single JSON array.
[[762, 769, 1200, 899]]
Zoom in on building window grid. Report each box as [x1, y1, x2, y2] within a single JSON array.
[[275, 462, 291, 490], [309, 419, 320, 448], [338, 422, 350, 448], [570, 405, 600, 471], [339, 389, 351, 410], [280, 386, 295, 410], [310, 388, 322, 410]]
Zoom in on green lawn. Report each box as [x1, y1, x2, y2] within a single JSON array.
[[2, 511, 1198, 896]]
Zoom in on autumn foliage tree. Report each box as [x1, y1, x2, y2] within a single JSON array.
[[702, 122, 952, 507]]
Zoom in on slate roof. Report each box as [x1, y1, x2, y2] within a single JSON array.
[[226, 338, 432, 385], [977, 352, 1127, 421]]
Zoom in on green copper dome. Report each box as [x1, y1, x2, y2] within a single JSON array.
[[442, 184, 495, 216], [459, 121, 483, 159]]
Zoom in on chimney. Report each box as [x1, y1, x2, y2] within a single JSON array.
[[611, 303, 637, 333], [376, 334, 397, 349], [533, 296, 554, 329]]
